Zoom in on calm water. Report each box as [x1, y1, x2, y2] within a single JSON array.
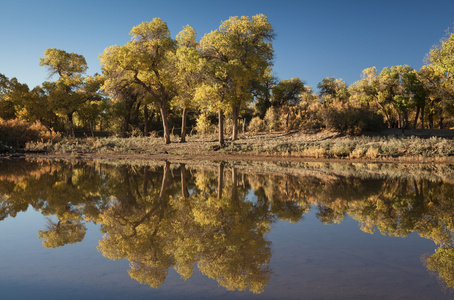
[[0, 159, 453, 299]]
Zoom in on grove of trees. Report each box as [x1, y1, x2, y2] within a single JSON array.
[[1, 15, 454, 146]]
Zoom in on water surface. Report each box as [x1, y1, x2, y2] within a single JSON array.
[[0, 159, 453, 299]]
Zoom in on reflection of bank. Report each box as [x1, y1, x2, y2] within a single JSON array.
[[0, 160, 453, 292]]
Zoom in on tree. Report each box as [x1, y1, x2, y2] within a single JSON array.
[[270, 78, 306, 130], [193, 82, 228, 144], [402, 69, 426, 129], [76, 74, 107, 136], [100, 18, 176, 144], [39, 48, 88, 137], [429, 32, 454, 75], [426, 247, 454, 289], [199, 14, 274, 142], [317, 77, 349, 105], [101, 69, 146, 137], [172, 25, 202, 143], [419, 64, 454, 129], [0, 74, 15, 120], [38, 216, 87, 248], [362, 65, 415, 129], [0, 74, 25, 120], [251, 69, 277, 118], [271, 78, 305, 107]]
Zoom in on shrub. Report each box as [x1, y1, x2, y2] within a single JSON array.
[[248, 117, 266, 133], [274, 104, 323, 133], [330, 142, 354, 157], [0, 119, 61, 150], [365, 146, 380, 159], [324, 105, 385, 135], [279, 106, 304, 132], [350, 145, 367, 158], [264, 107, 279, 132], [195, 113, 212, 134]]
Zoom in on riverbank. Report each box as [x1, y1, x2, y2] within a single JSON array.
[[12, 128, 454, 164]]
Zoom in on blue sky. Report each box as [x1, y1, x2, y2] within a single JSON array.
[[1, 0, 453, 91]]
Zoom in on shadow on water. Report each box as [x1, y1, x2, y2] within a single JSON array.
[[0, 159, 453, 297]]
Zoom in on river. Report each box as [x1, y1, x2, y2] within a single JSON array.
[[0, 159, 453, 299]]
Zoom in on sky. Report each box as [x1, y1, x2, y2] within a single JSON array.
[[1, 0, 453, 91]]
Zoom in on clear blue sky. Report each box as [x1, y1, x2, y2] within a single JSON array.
[[1, 0, 453, 91]]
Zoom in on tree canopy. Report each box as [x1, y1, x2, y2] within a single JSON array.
[[1, 15, 454, 144]]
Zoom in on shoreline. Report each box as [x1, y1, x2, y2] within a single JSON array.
[[10, 151, 454, 165], [4, 129, 454, 165]]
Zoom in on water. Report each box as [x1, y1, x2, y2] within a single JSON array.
[[0, 159, 453, 299]]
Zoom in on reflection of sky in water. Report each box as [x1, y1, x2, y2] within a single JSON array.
[[0, 202, 450, 300]]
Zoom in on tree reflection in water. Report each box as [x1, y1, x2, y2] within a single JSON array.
[[0, 159, 453, 293]]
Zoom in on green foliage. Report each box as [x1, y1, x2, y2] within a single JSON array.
[[271, 78, 305, 107], [318, 77, 349, 104]]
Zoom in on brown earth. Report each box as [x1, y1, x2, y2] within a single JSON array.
[[21, 129, 454, 165]]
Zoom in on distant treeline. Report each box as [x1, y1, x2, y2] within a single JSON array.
[[1, 15, 453, 146]]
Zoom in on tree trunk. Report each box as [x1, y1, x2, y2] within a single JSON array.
[[420, 107, 425, 129], [438, 108, 444, 129], [286, 110, 290, 131], [180, 164, 189, 198], [90, 121, 94, 137], [123, 103, 132, 137], [65, 165, 73, 186], [402, 110, 409, 129], [159, 104, 171, 144], [218, 109, 224, 146], [413, 107, 420, 129], [231, 167, 238, 204], [143, 105, 149, 136], [143, 168, 149, 195], [67, 112, 75, 138], [428, 113, 434, 129], [180, 106, 188, 143], [159, 161, 170, 200], [121, 165, 136, 207], [232, 105, 239, 141], [217, 162, 224, 199]]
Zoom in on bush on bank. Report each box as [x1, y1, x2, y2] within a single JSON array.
[[0, 119, 61, 152]]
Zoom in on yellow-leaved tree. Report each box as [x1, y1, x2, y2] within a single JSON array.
[[199, 14, 274, 144], [100, 18, 176, 144], [172, 25, 203, 143], [39, 48, 88, 137]]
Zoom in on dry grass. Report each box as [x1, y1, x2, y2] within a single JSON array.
[[20, 129, 454, 162]]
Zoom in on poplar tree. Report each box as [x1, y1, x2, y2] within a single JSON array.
[[199, 14, 274, 143], [39, 48, 88, 137], [172, 25, 202, 143], [100, 18, 176, 144]]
